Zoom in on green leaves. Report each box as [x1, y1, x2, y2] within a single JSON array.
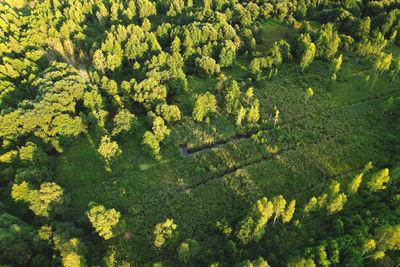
[[154, 218, 178, 249], [142, 131, 160, 158], [98, 135, 121, 164], [367, 168, 390, 192], [192, 92, 217, 122], [11, 181, 64, 217], [86, 203, 121, 240]]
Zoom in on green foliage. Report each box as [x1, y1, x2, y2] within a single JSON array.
[[304, 88, 313, 103], [93, 50, 106, 73], [0, 212, 35, 266], [247, 99, 260, 124], [53, 114, 83, 137], [222, 79, 241, 114], [142, 131, 160, 158], [240, 256, 270, 267], [11, 182, 64, 217], [178, 239, 200, 263], [195, 57, 221, 76], [154, 219, 178, 249], [367, 168, 390, 192], [282, 200, 296, 223], [112, 109, 136, 136], [192, 92, 217, 122], [86, 203, 121, 240], [287, 257, 316, 267], [152, 116, 170, 141], [1, 0, 400, 265], [155, 104, 181, 123], [296, 33, 316, 72], [219, 41, 236, 68], [98, 135, 121, 163], [133, 77, 167, 109], [315, 23, 340, 60]]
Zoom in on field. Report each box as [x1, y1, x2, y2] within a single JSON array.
[[44, 21, 400, 265]]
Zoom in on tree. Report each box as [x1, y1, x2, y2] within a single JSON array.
[[272, 195, 286, 225], [192, 92, 217, 122], [300, 43, 315, 72], [246, 87, 254, 101], [296, 33, 315, 72], [236, 106, 246, 126], [154, 219, 178, 249], [361, 239, 376, 258], [305, 87, 314, 103], [370, 53, 392, 91], [52, 114, 83, 137], [219, 41, 236, 68], [93, 50, 106, 73], [178, 239, 200, 263], [112, 109, 136, 136], [137, 0, 157, 18], [236, 216, 255, 245], [279, 40, 292, 61], [86, 203, 121, 240], [195, 57, 220, 76], [348, 173, 363, 196], [98, 135, 121, 163], [331, 54, 343, 75], [247, 99, 260, 124], [155, 104, 181, 123], [391, 57, 400, 83], [287, 257, 316, 267], [375, 225, 400, 252], [315, 23, 340, 60], [282, 200, 296, 223], [11, 182, 64, 217], [241, 256, 270, 267], [133, 77, 167, 109], [223, 80, 240, 114], [367, 168, 390, 192], [326, 193, 347, 215], [170, 36, 181, 54], [142, 131, 160, 158], [270, 42, 282, 66], [0, 212, 35, 266], [273, 105, 279, 127], [152, 116, 170, 141], [250, 197, 274, 242]]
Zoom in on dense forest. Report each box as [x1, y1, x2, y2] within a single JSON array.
[[1, 0, 400, 266]]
